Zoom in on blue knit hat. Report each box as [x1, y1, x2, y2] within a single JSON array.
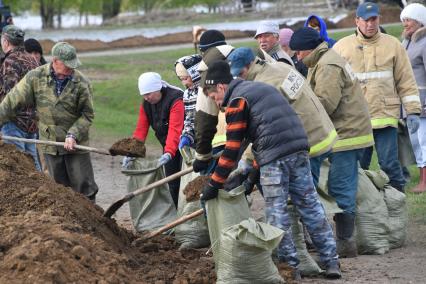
[[289, 27, 323, 51]]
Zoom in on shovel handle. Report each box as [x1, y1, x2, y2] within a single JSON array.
[[143, 209, 204, 240], [1, 135, 110, 155]]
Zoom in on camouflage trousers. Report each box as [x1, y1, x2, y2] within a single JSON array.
[[261, 151, 338, 268]]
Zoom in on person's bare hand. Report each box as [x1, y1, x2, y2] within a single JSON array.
[[64, 137, 76, 151]]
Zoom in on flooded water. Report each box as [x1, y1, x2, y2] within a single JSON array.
[[14, 13, 346, 42]]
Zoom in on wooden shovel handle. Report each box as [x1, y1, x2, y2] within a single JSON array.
[[143, 209, 204, 240], [0, 135, 110, 155]]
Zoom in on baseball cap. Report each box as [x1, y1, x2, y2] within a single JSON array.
[[2, 25, 24, 42], [356, 2, 380, 20], [228, 47, 255, 77], [255, 21, 279, 38], [51, 42, 81, 69]]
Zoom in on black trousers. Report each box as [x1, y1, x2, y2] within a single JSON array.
[[44, 152, 99, 202], [164, 150, 182, 207]]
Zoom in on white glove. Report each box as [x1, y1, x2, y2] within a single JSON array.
[[238, 159, 253, 175], [122, 156, 134, 169], [158, 153, 172, 167]]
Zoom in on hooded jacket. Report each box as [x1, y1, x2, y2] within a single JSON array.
[[195, 44, 234, 160], [245, 58, 337, 157], [304, 15, 336, 47], [305, 42, 374, 152], [402, 27, 426, 117], [334, 29, 421, 128]]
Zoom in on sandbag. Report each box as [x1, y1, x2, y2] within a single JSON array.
[[206, 185, 251, 263], [288, 205, 323, 276], [174, 147, 210, 249], [317, 161, 344, 214], [356, 168, 390, 255], [364, 169, 389, 190], [216, 219, 284, 284], [121, 157, 177, 232], [383, 185, 408, 249]]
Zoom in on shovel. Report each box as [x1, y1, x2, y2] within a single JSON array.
[[103, 150, 223, 218], [141, 208, 204, 240], [0, 135, 111, 155]]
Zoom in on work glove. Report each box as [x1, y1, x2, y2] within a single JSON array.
[[121, 156, 134, 169], [200, 183, 218, 201], [238, 159, 253, 175], [243, 168, 260, 196], [157, 152, 172, 167], [407, 114, 420, 134], [178, 135, 192, 150], [192, 158, 211, 173]]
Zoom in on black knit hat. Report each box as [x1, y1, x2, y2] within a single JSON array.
[[198, 30, 226, 52], [24, 38, 43, 55], [204, 60, 233, 86], [289, 27, 323, 51]]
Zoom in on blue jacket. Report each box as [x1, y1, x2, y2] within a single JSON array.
[[304, 14, 336, 47]]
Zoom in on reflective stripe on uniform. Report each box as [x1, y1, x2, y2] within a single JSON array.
[[418, 86, 426, 90], [309, 129, 338, 157], [371, 117, 399, 128], [402, 95, 421, 104], [354, 71, 393, 80], [333, 133, 374, 150], [212, 134, 226, 147]]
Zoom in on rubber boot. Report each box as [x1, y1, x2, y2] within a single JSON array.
[[334, 213, 357, 258], [411, 167, 426, 194], [325, 262, 342, 279]]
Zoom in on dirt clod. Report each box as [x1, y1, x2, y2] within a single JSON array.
[[109, 137, 146, 157], [183, 176, 210, 202], [0, 141, 215, 283]]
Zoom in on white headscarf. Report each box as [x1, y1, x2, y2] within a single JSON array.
[[138, 72, 182, 96]]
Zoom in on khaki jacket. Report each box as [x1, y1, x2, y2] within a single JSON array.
[[305, 42, 374, 152], [246, 58, 337, 157], [333, 29, 421, 128]]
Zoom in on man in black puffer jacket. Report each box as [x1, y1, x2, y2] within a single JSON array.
[[200, 60, 341, 280]]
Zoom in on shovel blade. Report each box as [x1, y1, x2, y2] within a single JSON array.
[[103, 199, 126, 218]]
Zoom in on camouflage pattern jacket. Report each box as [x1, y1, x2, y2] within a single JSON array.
[[0, 46, 39, 133], [0, 64, 95, 155]]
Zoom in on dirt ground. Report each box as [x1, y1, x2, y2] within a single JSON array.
[[90, 138, 426, 283]]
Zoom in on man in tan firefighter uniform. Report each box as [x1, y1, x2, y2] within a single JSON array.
[[227, 47, 338, 167], [290, 27, 374, 257], [192, 30, 234, 173], [333, 2, 421, 192]]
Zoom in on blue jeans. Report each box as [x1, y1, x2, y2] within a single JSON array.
[[261, 151, 338, 268], [360, 127, 405, 191], [2, 121, 41, 171], [310, 149, 363, 215]]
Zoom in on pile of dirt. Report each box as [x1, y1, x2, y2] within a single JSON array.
[[109, 137, 146, 157], [183, 176, 210, 202], [0, 142, 215, 283]]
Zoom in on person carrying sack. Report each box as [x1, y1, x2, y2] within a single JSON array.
[[128, 72, 184, 207], [200, 60, 341, 280]]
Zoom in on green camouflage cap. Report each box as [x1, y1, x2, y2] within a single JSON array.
[[51, 42, 81, 69], [2, 25, 25, 41]]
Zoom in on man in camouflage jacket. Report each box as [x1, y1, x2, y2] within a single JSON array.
[[0, 42, 99, 202], [0, 25, 41, 170]]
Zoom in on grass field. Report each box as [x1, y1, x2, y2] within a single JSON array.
[[80, 22, 426, 217]]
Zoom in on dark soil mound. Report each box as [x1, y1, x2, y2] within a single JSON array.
[[183, 176, 210, 202], [109, 137, 146, 157], [0, 142, 215, 283]]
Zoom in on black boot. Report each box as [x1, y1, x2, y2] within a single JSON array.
[[325, 262, 342, 279], [334, 213, 357, 258]]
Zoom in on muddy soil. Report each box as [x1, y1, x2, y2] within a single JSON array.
[[183, 175, 210, 202], [38, 6, 402, 54], [109, 137, 146, 157]]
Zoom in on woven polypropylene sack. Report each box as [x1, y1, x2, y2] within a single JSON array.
[[383, 185, 408, 249], [356, 168, 390, 255], [206, 185, 251, 265], [216, 219, 285, 284], [288, 205, 323, 276], [174, 147, 210, 249], [122, 157, 177, 232]]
